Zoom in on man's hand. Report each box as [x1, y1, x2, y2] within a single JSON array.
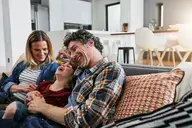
[[27, 95, 46, 114], [28, 99, 71, 125]]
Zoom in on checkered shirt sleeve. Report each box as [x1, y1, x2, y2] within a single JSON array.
[[64, 62, 125, 128]]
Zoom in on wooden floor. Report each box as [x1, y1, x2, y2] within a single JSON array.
[[142, 59, 181, 67], [140, 51, 192, 67], [137, 51, 192, 67]]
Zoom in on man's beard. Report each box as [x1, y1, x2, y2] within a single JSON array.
[[79, 56, 89, 68]]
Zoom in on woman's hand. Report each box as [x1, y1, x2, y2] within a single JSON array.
[[22, 84, 37, 92], [10, 84, 37, 93]]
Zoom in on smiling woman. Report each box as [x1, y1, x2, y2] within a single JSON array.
[[0, 30, 59, 104], [25, 30, 55, 68], [30, 41, 48, 64]]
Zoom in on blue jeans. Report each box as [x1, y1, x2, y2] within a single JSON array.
[[0, 110, 5, 118], [22, 116, 63, 128], [12, 102, 63, 128], [13, 101, 28, 122], [0, 119, 20, 128], [0, 101, 26, 127]]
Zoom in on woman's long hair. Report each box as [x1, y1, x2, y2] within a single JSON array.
[[25, 30, 56, 67]]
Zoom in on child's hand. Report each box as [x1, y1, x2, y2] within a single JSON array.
[[27, 90, 41, 97], [26, 91, 42, 102], [56, 48, 70, 59]]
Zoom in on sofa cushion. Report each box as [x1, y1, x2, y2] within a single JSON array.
[[173, 62, 192, 102], [104, 90, 192, 128], [114, 69, 184, 120]]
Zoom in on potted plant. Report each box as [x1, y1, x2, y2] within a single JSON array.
[[123, 23, 128, 32]]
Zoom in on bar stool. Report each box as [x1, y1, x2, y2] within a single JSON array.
[[101, 40, 111, 60], [111, 40, 122, 62], [117, 47, 135, 64]]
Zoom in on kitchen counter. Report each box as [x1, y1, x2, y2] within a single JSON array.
[[110, 29, 178, 35]]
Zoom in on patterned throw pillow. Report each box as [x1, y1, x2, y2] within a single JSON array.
[[114, 69, 184, 120]]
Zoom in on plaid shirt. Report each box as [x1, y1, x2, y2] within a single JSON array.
[[64, 58, 125, 128]]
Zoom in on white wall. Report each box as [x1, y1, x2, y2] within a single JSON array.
[[49, 0, 64, 31], [9, 0, 31, 68], [0, 0, 6, 72], [120, 0, 143, 32], [2, 0, 31, 71], [164, 0, 192, 28], [49, 0, 92, 31], [120, 0, 130, 30], [130, 0, 143, 31], [144, 0, 192, 29], [92, 0, 143, 32], [92, 0, 120, 30], [63, 0, 92, 25]]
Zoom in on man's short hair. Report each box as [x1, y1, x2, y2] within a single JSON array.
[[63, 29, 103, 53]]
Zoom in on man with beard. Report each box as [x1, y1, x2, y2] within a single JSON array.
[[23, 29, 126, 128]]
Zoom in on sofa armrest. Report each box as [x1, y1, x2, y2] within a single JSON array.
[[0, 54, 24, 80], [121, 64, 172, 76], [0, 72, 11, 79]]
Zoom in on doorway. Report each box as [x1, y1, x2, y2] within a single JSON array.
[[106, 2, 120, 32]]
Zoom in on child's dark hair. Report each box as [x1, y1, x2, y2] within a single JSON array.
[[68, 75, 76, 90], [67, 62, 77, 90]]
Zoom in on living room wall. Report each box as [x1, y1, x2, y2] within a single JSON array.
[[49, 0, 92, 31], [92, 0, 120, 31], [144, 0, 192, 29], [63, 0, 91, 25], [0, 0, 6, 72]]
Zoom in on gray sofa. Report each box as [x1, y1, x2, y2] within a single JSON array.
[[102, 64, 192, 128], [121, 64, 172, 76]]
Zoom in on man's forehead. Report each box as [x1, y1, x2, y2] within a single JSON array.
[[67, 42, 75, 50], [68, 41, 81, 49]]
